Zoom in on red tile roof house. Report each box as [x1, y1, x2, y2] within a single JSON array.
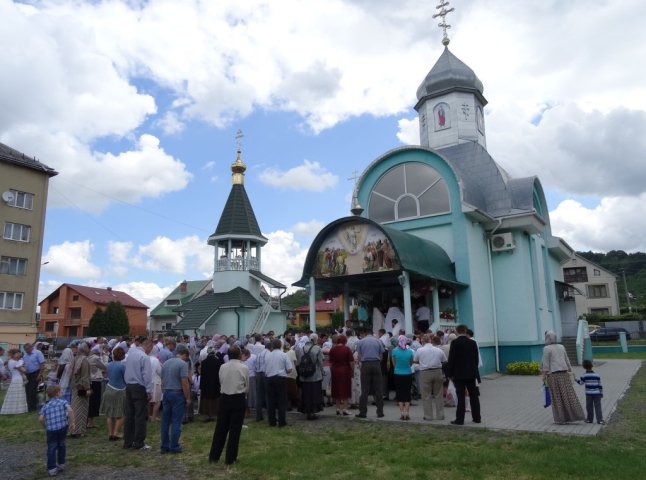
[[39, 283, 148, 338], [294, 296, 344, 329]]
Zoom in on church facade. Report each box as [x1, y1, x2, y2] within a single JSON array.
[[296, 44, 575, 374]]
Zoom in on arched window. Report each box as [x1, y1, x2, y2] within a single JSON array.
[[368, 162, 450, 223], [433, 102, 450, 131]]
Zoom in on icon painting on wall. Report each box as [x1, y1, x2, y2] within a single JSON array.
[[313, 222, 400, 278]]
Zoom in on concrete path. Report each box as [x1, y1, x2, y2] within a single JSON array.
[[315, 359, 642, 435]]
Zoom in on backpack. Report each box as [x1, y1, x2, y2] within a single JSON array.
[[299, 345, 317, 378]]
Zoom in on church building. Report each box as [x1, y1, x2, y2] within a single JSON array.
[[174, 138, 288, 337], [295, 9, 575, 374]]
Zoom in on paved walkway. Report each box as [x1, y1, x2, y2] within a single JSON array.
[[316, 359, 642, 435]]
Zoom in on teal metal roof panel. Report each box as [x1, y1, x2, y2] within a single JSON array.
[[174, 287, 261, 330]]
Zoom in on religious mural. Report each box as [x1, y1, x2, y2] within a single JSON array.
[[313, 222, 400, 278], [433, 102, 450, 131]]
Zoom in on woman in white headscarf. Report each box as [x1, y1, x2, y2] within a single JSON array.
[[542, 331, 585, 424]]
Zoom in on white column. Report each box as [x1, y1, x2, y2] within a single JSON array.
[[309, 276, 316, 332], [343, 282, 350, 322], [431, 284, 440, 332], [400, 271, 413, 335]]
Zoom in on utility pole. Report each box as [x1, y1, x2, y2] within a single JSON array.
[[622, 270, 632, 313]]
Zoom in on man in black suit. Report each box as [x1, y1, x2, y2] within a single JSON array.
[[447, 324, 481, 425]]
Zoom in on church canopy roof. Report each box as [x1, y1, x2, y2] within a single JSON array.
[[173, 287, 261, 331], [415, 47, 486, 106], [294, 217, 464, 291], [208, 184, 267, 244]]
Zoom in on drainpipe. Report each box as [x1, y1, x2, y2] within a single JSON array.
[[487, 218, 503, 373], [234, 308, 241, 338]]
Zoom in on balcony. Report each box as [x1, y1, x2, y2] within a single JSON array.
[[215, 257, 260, 272]]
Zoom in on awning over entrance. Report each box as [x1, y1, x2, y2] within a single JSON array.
[[294, 216, 465, 292]]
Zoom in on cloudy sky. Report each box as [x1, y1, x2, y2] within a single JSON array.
[[2, 0, 645, 310]]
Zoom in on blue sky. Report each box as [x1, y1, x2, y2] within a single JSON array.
[[2, 0, 646, 310]]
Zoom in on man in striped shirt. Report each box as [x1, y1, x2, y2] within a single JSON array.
[[576, 360, 604, 424]]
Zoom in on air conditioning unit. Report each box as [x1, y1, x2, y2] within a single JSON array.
[[491, 232, 515, 252]]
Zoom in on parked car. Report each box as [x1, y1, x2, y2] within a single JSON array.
[[589, 327, 632, 342]]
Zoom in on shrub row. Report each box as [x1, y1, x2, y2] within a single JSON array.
[[506, 361, 541, 375]]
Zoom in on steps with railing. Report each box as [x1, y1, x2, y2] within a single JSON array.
[[561, 336, 579, 365], [250, 300, 272, 334]]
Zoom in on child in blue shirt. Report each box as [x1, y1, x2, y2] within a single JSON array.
[[576, 359, 604, 425], [39, 385, 75, 477]]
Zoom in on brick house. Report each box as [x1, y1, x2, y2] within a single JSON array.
[[38, 283, 148, 337]]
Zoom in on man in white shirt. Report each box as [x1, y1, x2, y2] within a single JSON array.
[[413, 334, 447, 420], [263, 339, 293, 427], [209, 345, 249, 465], [415, 301, 432, 333]]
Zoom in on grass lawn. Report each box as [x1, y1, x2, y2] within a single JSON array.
[[1, 360, 645, 479]]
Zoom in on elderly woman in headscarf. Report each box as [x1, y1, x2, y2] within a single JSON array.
[[542, 330, 585, 424], [69, 342, 91, 437], [390, 334, 414, 420], [56, 342, 78, 404], [86, 345, 107, 428], [199, 345, 222, 421]]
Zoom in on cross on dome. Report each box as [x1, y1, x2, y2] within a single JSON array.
[[433, 1, 455, 46]]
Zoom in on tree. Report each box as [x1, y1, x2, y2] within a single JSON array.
[[86, 307, 107, 336], [104, 301, 130, 336]]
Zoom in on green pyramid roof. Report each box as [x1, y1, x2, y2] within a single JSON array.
[[209, 184, 267, 244], [173, 287, 261, 331]]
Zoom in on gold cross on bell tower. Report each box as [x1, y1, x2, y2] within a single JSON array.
[[231, 129, 246, 185], [433, 1, 455, 46]]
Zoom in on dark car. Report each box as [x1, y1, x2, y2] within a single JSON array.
[[589, 327, 632, 342]]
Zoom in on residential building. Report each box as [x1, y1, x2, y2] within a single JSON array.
[[562, 254, 620, 320], [149, 279, 211, 332], [38, 283, 148, 338], [294, 297, 344, 328], [0, 142, 57, 346]]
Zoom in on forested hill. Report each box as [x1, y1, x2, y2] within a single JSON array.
[[578, 250, 646, 308]]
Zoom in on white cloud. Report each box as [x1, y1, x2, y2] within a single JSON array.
[[488, 105, 646, 199], [0, 2, 155, 141], [259, 160, 338, 191], [396, 117, 420, 145], [26, 133, 193, 212], [291, 220, 326, 238], [550, 196, 646, 253], [135, 235, 212, 275], [42, 241, 101, 279], [155, 111, 185, 135], [112, 281, 176, 310], [261, 230, 309, 292]]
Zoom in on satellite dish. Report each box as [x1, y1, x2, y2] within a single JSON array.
[[2, 191, 15, 203]]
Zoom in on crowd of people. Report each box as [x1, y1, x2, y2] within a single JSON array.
[[0, 323, 603, 475]]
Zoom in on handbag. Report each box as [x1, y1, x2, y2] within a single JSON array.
[[542, 381, 551, 408]]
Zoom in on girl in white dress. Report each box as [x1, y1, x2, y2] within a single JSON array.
[[1, 349, 28, 415]]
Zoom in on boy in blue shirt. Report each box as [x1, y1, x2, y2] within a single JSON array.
[[576, 360, 605, 425], [39, 385, 75, 476]]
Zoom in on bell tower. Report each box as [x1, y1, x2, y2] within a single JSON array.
[[415, 1, 487, 150]]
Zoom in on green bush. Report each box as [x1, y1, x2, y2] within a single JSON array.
[[506, 361, 541, 375]]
